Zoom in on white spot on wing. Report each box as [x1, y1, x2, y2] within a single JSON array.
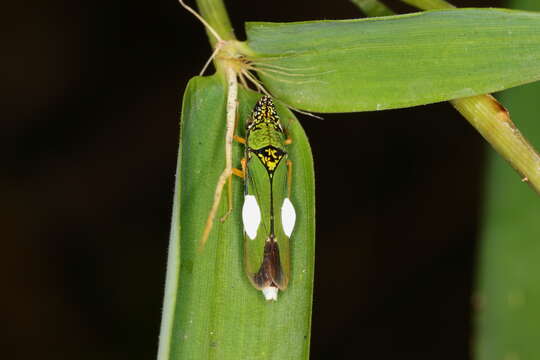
[[262, 286, 278, 301], [242, 195, 261, 240], [281, 197, 296, 237]]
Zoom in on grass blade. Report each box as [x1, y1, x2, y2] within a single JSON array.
[[157, 74, 316, 360], [246, 9, 540, 112], [475, 83, 540, 360], [475, 1, 540, 355]]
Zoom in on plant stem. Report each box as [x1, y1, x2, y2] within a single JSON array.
[[401, 0, 454, 9], [195, 0, 236, 47], [400, 2, 540, 194], [451, 95, 540, 192], [354, 0, 540, 193], [350, 0, 394, 16]]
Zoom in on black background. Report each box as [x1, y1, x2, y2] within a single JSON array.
[[3, 0, 501, 359]]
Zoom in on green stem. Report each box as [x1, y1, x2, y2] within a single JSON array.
[[401, 0, 454, 9], [195, 0, 237, 47], [355, 0, 540, 194], [350, 0, 394, 16], [451, 95, 540, 192], [402, 1, 540, 194]]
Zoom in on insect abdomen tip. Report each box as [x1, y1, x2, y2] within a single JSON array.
[[262, 286, 278, 301]]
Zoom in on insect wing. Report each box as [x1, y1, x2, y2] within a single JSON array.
[[269, 153, 292, 289], [242, 151, 291, 291], [243, 153, 272, 287]]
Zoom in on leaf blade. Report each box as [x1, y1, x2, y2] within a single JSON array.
[[158, 75, 316, 360], [246, 8, 540, 112]]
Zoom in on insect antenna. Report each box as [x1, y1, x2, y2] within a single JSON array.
[[240, 69, 272, 97], [239, 67, 324, 120], [178, 0, 222, 43], [178, 0, 226, 76]]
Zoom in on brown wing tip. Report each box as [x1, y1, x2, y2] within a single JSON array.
[[250, 238, 288, 300]]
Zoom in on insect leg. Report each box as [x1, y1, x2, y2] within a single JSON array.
[[234, 135, 246, 144], [220, 158, 246, 222], [232, 158, 246, 178], [221, 105, 247, 222], [232, 100, 246, 144]]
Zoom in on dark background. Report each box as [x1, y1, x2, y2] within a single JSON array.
[[3, 0, 501, 359]]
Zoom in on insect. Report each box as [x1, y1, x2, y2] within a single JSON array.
[[233, 96, 296, 301]]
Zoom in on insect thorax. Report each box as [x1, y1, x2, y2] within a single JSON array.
[[247, 122, 285, 149], [247, 122, 287, 175]]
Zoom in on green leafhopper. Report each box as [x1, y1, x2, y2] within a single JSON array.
[[234, 96, 295, 301]]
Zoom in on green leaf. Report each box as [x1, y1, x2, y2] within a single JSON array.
[[245, 8, 540, 112], [157, 74, 316, 360]]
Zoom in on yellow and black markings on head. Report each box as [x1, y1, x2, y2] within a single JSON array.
[[247, 95, 284, 133]]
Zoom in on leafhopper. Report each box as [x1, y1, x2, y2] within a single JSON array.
[[233, 96, 296, 301]]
